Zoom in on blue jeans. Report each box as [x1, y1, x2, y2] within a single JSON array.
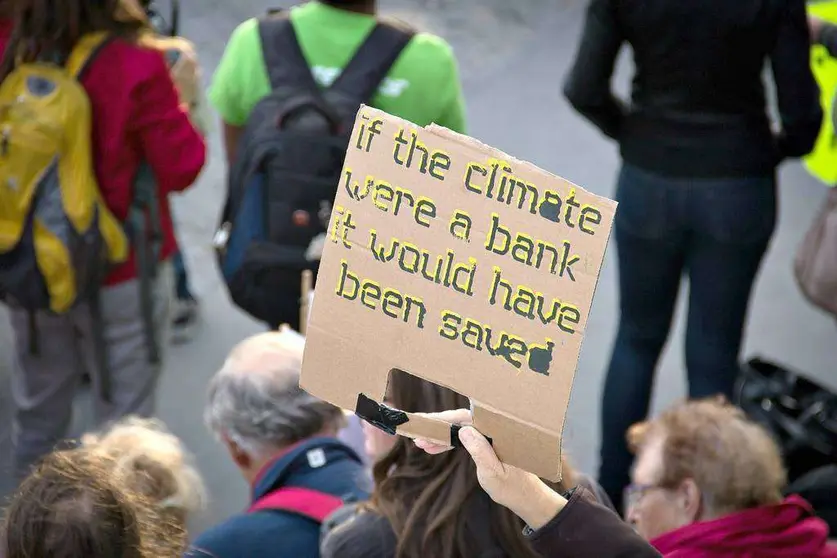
[[172, 249, 194, 302], [598, 164, 776, 513]]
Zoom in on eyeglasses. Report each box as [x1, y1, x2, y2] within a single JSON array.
[[623, 483, 665, 511]]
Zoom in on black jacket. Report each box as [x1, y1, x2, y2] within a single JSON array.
[[529, 488, 659, 558], [564, 0, 822, 178]]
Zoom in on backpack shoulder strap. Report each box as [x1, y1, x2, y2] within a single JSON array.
[[248, 487, 345, 524], [258, 11, 318, 92], [329, 18, 415, 102], [66, 32, 113, 79]]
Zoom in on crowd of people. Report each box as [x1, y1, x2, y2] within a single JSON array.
[[0, 0, 836, 556], [2, 329, 834, 557]]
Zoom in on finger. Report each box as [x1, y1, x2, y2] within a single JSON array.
[[458, 426, 502, 474], [413, 408, 472, 425]]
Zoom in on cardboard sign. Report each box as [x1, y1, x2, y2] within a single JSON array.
[[300, 106, 617, 480]]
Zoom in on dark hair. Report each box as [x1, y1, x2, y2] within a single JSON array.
[[371, 371, 540, 558], [320, 0, 374, 9], [1, 449, 145, 558], [0, 0, 144, 81]]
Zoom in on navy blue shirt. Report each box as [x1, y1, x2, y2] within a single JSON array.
[[185, 437, 370, 558]]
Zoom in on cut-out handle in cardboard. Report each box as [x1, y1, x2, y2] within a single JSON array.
[[301, 337, 565, 479]]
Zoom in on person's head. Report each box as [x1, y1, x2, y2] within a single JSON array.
[[319, 0, 375, 14], [371, 371, 539, 558], [1, 449, 153, 558], [81, 416, 207, 529], [0, 0, 145, 81], [205, 330, 346, 483], [626, 397, 786, 541]]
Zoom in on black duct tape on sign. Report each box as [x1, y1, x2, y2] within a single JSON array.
[[450, 424, 493, 448], [355, 393, 409, 435]]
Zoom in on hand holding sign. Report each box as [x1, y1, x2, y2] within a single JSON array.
[[300, 106, 617, 480], [414, 409, 567, 530]]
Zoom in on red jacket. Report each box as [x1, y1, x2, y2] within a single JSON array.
[[651, 495, 837, 558], [0, 20, 206, 285]]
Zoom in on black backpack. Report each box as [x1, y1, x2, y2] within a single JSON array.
[[217, 11, 414, 329], [736, 358, 837, 483]]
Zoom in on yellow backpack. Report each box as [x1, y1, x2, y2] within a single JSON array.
[[0, 32, 129, 313]]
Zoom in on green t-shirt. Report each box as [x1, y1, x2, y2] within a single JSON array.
[[208, 1, 467, 133]]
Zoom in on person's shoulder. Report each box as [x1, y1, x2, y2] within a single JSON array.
[[106, 36, 165, 63], [228, 17, 261, 44], [321, 506, 397, 558], [92, 36, 169, 82], [215, 17, 263, 70], [773, 0, 807, 14], [399, 28, 456, 65], [76, 36, 170, 100]]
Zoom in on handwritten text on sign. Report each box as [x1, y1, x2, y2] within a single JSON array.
[[323, 112, 608, 377]]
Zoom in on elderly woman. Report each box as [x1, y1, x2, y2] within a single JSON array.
[[626, 398, 837, 557]]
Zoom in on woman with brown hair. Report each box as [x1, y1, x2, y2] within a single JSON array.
[[321, 370, 542, 558]]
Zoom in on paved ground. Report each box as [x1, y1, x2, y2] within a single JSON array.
[[1, 0, 835, 535]]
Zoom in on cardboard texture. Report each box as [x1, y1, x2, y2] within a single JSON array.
[[300, 106, 617, 480]]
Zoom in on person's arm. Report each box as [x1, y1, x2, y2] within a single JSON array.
[[130, 51, 206, 194], [223, 122, 245, 168], [207, 19, 259, 167], [528, 487, 660, 558], [433, 44, 467, 134], [414, 411, 661, 558], [562, 0, 626, 139], [771, 0, 823, 160]]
